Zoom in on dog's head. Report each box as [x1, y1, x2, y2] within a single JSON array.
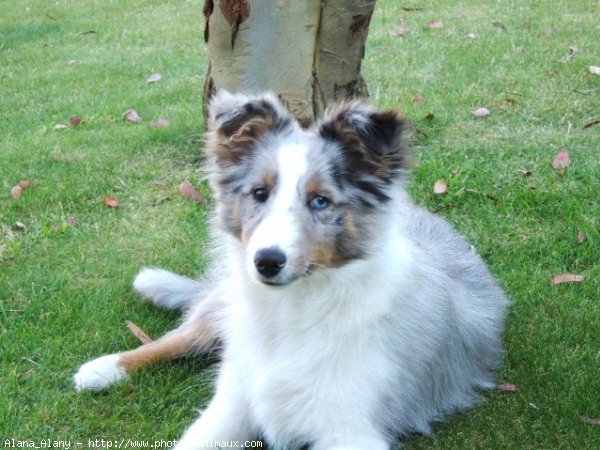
[[205, 91, 409, 286]]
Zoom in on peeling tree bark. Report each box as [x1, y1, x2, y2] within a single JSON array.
[[203, 0, 376, 125]]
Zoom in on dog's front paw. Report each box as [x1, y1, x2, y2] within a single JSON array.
[[73, 354, 128, 392]]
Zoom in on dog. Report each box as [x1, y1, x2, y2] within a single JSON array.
[[74, 91, 508, 450]]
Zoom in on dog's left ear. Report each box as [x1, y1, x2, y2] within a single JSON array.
[[206, 91, 293, 166], [317, 101, 410, 180]]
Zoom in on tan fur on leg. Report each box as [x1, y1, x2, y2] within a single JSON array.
[[120, 304, 222, 374]]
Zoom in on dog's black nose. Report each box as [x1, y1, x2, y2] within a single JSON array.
[[254, 247, 287, 278]]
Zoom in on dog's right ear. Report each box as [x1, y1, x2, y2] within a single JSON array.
[[206, 91, 293, 165]]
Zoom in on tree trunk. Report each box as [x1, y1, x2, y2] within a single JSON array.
[[202, 0, 376, 125]]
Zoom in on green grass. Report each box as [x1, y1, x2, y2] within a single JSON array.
[[1, 0, 598, 448]]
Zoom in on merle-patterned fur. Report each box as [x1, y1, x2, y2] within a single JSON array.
[[205, 91, 411, 266]]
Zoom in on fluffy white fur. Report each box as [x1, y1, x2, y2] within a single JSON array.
[[73, 354, 128, 392], [145, 218, 415, 450], [74, 92, 507, 449], [220, 224, 414, 449], [133, 268, 203, 310]]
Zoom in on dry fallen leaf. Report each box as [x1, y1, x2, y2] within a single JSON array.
[[179, 181, 205, 204], [153, 179, 168, 188], [579, 416, 600, 426], [516, 169, 532, 177], [69, 116, 82, 126], [412, 95, 424, 103], [589, 66, 600, 75], [473, 107, 491, 117], [126, 320, 154, 344], [10, 185, 22, 199], [10, 181, 33, 199], [551, 274, 584, 285], [389, 24, 409, 37], [433, 179, 448, 195], [577, 231, 585, 243], [388, 19, 409, 37], [102, 196, 120, 208], [124, 109, 142, 123], [427, 20, 444, 29], [146, 73, 162, 84], [505, 98, 519, 105], [149, 118, 171, 128], [551, 150, 570, 169], [499, 383, 517, 392]]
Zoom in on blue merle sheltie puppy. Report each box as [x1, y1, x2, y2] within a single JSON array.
[[74, 91, 508, 450]]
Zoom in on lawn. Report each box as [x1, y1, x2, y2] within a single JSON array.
[[1, 0, 598, 448]]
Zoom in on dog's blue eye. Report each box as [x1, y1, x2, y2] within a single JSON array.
[[309, 195, 330, 211], [252, 187, 269, 203]]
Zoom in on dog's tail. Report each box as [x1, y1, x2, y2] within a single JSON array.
[[133, 268, 203, 310]]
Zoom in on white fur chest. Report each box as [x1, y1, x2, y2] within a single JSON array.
[[221, 256, 407, 446]]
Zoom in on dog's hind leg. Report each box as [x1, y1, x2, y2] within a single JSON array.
[[73, 296, 223, 392]]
